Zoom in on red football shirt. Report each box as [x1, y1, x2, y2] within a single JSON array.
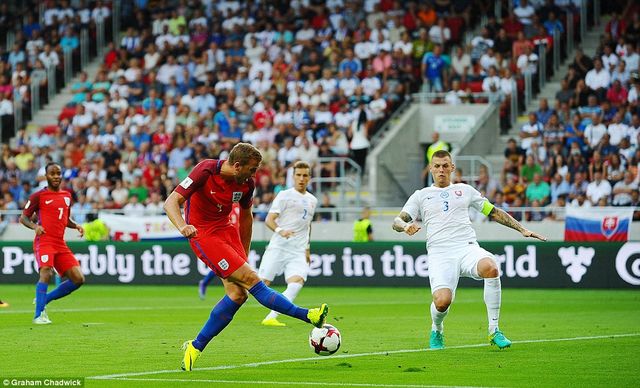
[[22, 188, 73, 244], [174, 159, 254, 236]]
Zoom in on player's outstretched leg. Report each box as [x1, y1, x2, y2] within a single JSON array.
[[228, 265, 329, 328], [46, 280, 81, 304], [262, 280, 304, 327], [249, 281, 328, 328], [198, 271, 216, 300], [46, 267, 84, 305], [0, 299, 9, 308]]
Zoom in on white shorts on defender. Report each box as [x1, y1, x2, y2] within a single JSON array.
[[427, 243, 496, 294], [258, 246, 309, 282]]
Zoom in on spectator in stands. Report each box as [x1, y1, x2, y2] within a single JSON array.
[[586, 170, 612, 205], [605, 12, 626, 42], [535, 98, 555, 125], [570, 191, 592, 208], [555, 79, 575, 106], [519, 113, 543, 153], [516, 44, 538, 75], [470, 27, 494, 64], [475, 165, 501, 202], [521, 154, 543, 183], [584, 114, 607, 150], [572, 48, 594, 79], [421, 44, 446, 92], [450, 45, 471, 84], [611, 60, 630, 87], [606, 153, 625, 187], [585, 58, 611, 101]]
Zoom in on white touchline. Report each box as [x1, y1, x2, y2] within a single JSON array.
[[87, 333, 640, 380], [98, 378, 497, 388], [0, 300, 476, 315]]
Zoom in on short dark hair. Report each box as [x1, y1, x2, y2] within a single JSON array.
[[432, 150, 452, 160], [45, 162, 60, 173]]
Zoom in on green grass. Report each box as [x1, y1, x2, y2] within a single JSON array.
[[1, 285, 639, 387]]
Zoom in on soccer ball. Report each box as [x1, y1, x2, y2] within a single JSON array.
[[309, 324, 341, 356]]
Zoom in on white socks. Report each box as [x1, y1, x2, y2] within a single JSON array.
[[265, 282, 303, 320], [430, 302, 449, 333], [484, 277, 501, 334]]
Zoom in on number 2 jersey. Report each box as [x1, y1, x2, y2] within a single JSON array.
[[267, 188, 317, 252], [174, 159, 254, 236], [401, 183, 494, 251], [22, 188, 73, 245]]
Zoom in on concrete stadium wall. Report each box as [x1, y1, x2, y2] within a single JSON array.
[[1, 220, 638, 242], [369, 102, 499, 207]]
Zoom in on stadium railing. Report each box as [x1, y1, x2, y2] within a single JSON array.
[[1, 207, 639, 225]]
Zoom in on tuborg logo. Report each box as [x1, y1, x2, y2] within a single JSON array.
[[557, 246, 595, 283], [601, 216, 619, 239]]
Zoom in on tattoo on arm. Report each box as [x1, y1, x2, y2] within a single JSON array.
[[489, 207, 525, 233]]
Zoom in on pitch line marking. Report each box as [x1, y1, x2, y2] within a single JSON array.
[[88, 333, 640, 380], [97, 378, 495, 388], [0, 299, 465, 315]]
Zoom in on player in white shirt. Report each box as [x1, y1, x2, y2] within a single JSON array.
[[259, 161, 318, 326], [392, 150, 546, 350]]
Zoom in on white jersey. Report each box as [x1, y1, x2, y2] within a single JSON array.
[[401, 183, 493, 250], [268, 189, 317, 252]]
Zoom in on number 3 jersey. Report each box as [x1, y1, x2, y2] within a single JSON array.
[[401, 183, 494, 250], [22, 188, 73, 244], [268, 188, 317, 252]]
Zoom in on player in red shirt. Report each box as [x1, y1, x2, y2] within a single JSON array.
[[164, 143, 328, 371], [19, 163, 85, 324], [198, 203, 240, 300]]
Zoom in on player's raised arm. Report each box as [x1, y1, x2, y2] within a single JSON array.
[[488, 207, 547, 241], [164, 191, 197, 238], [392, 211, 421, 236]]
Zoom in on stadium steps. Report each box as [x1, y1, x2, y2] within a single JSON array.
[[28, 59, 105, 129], [483, 16, 609, 176]]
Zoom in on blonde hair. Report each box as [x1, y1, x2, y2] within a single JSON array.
[[228, 142, 263, 165]]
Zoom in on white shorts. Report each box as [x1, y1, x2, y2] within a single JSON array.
[[427, 243, 496, 295], [258, 246, 309, 282]]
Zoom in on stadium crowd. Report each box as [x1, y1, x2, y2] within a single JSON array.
[[0, 0, 638, 227], [0, 0, 482, 224], [483, 3, 640, 221]]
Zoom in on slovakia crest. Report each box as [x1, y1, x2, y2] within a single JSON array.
[[64, 197, 71, 207], [601, 216, 619, 239], [232, 192, 243, 203], [454, 190, 462, 197]]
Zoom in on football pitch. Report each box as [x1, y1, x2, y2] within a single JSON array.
[[1, 285, 638, 388]]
